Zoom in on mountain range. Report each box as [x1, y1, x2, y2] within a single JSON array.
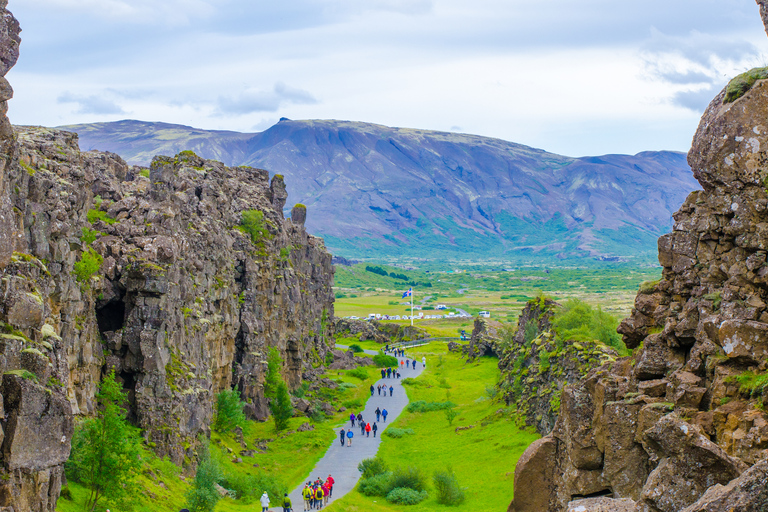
[[61, 119, 700, 262]]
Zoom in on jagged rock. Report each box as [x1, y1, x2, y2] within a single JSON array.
[[464, 318, 502, 359], [294, 398, 311, 412], [637, 414, 748, 512], [566, 497, 636, 511], [291, 203, 307, 225], [239, 450, 255, 457], [681, 458, 768, 511], [297, 422, 315, 432]]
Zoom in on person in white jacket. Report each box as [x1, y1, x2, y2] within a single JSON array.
[[260, 491, 270, 511]]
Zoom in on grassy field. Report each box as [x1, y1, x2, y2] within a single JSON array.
[[335, 262, 660, 325], [325, 342, 539, 512]]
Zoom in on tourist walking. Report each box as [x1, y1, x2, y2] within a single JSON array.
[[339, 428, 346, 447], [346, 429, 353, 446], [372, 422, 378, 437], [327, 474, 335, 497], [370, 384, 374, 395], [350, 412, 355, 427], [387, 367, 392, 378], [260, 491, 270, 512], [382, 408, 388, 421], [375, 407, 381, 421], [380, 368, 386, 379], [315, 485, 324, 509], [282, 493, 292, 512], [302, 483, 312, 511], [365, 422, 371, 437], [389, 385, 394, 396], [357, 412, 363, 425], [422, 356, 426, 368], [377, 384, 381, 395]]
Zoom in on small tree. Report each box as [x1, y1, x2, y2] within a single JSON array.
[[264, 347, 282, 401], [271, 381, 294, 432], [213, 388, 246, 433], [445, 407, 459, 426], [186, 440, 221, 512], [66, 370, 142, 512]]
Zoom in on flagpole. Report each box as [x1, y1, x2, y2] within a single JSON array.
[[411, 288, 414, 326]]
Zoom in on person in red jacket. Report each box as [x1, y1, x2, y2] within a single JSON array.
[[365, 422, 372, 437], [326, 474, 335, 497]]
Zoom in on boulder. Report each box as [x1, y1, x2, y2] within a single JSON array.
[[637, 414, 748, 512], [508, 436, 557, 512], [681, 459, 768, 512]]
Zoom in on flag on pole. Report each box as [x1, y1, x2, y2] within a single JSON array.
[[402, 288, 412, 298]]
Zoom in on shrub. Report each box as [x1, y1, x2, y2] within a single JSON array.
[[87, 208, 116, 225], [80, 226, 99, 245], [407, 400, 456, 413], [220, 471, 287, 504], [373, 353, 398, 367], [358, 473, 392, 497], [324, 351, 334, 366], [552, 299, 628, 356], [401, 377, 426, 387], [73, 248, 103, 284], [291, 382, 309, 398], [213, 389, 246, 433], [342, 398, 364, 409], [390, 466, 428, 492], [238, 209, 271, 245], [433, 468, 465, 505], [358, 457, 388, 479], [347, 368, 369, 380], [349, 344, 364, 353], [445, 408, 459, 425], [386, 487, 428, 505], [383, 427, 414, 438]]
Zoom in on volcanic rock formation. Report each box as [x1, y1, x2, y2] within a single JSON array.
[[0, 4, 335, 510], [509, 4, 768, 510]]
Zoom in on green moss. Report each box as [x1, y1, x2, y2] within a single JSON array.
[[139, 169, 150, 178], [703, 291, 722, 311], [73, 248, 103, 284], [19, 161, 36, 176], [237, 209, 273, 246], [725, 67, 768, 103], [639, 279, 660, 294], [4, 369, 38, 381]]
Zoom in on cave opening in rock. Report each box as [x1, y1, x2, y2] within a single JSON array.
[[118, 370, 138, 423], [96, 299, 126, 334], [571, 489, 614, 501]]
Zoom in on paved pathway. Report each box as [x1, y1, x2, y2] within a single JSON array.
[[286, 355, 424, 509]]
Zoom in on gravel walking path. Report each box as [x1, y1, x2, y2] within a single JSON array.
[[286, 354, 424, 509]]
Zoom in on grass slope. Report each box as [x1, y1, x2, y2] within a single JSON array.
[[325, 343, 539, 512]]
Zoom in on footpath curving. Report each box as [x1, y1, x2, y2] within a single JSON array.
[[286, 349, 424, 509]]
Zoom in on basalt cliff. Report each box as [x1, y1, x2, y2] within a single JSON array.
[[509, 5, 768, 511], [0, 4, 335, 511]]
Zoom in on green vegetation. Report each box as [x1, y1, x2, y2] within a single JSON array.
[[213, 389, 246, 433], [383, 427, 414, 438], [433, 468, 465, 506], [347, 368, 370, 380], [238, 210, 272, 246], [373, 353, 398, 367], [406, 400, 456, 413], [349, 344, 364, 353], [264, 347, 294, 431], [87, 209, 116, 225], [551, 299, 627, 355], [358, 457, 389, 479], [725, 67, 768, 103], [186, 440, 221, 512], [80, 226, 100, 245], [73, 248, 103, 285], [139, 169, 150, 178], [66, 370, 142, 512], [731, 370, 768, 407]]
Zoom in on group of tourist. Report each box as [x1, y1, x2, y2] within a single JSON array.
[[300, 475, 334, 510]]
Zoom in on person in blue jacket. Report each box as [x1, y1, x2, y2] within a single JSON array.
[[346, 429, 354, 446]]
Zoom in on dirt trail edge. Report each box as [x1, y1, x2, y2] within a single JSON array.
[[286, 354, 425, 508]]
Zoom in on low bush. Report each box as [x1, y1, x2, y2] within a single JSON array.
[[383, 427, 414, 438], [433, 468, 465, 505], [358, 473, 392, 497], [358, 457, 388, 479], [390, 466, 428, 492], [373, 353, 398, 367], [552, 299, 628, 356], [386, 487, 428, 505], [407, 400, 456, 413], [401, 377, 427, 387], [238, 209, 272, 245], [349, 344, 364, 353], [725, 67, 768, 103], [73, 248, 103, 284], [220, 471, 287, 504], [347, 368, 369, 380], [342, 398, 364, 409]]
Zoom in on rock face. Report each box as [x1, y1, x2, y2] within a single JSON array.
[[510, 5, 768, 508], [334, 318, 428, 345], [498, 298, 618, 435], [0, 7, 335, 508]]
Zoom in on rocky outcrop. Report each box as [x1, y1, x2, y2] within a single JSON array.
[[464, 317, 502, 359], [334, 318, 428, 345], [498, 298, 618, 434], [511, 4, 768, 509], [0, 8, 334, 506]]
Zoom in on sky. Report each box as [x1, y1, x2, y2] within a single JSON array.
[[6, 0, 768, 157]]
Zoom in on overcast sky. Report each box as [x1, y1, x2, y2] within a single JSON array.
[[6, 0, 768, 157]]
